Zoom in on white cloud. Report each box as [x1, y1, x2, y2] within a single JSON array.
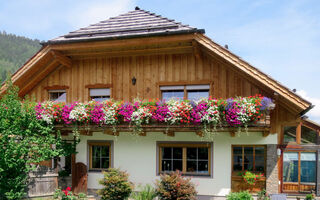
[[297, 90, 320, 123]]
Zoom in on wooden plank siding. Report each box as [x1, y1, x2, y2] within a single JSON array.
[[28, 53, 270, 102], [27, 51, 298, 136]]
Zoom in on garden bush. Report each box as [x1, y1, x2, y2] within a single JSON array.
[[130, 184, 157, 200], [257, 189, 270, 200], [155, 171, 197, 200], [305, 194, 315, 200], [226, 191, 253, 200], [53, 187, 87, 200], [97, 168, 134, 200], [0, 80, 66, 200]]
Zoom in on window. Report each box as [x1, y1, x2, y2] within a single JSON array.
[[158, 143, 211, 176], [160, 85, 209, 101], [232, 145, 266, 175], [283, 124, 318, 145], [90, 88, 110, 102], [160, 86, 184, 100], [283, 126, 297, 143], [283, 152, 316, 183], [88, 142, 111, 170], [49, 90, 66, 102], [301, 126, 317, 144]]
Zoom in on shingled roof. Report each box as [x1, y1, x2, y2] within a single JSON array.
[[47, 7, 204, 44]]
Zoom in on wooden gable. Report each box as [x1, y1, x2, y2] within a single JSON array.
[[0, 8, 312, 137]]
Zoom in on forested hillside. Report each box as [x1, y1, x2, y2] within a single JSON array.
[[0, 31, 41, 81]]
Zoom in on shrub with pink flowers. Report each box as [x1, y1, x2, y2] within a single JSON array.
[[35, 95, 274, 128]]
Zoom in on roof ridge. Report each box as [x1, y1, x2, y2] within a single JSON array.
[[47, 7, 204, 43]]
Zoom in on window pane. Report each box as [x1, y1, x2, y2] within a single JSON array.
[[91, 144, 110, 169], [301, 126, 317, 144], [187, 148, 197, 160], [255, 162, 265, 172], [92, 96, 110, 102], [233, 147, 243, 171], [187, 161, 197, 172], [233, 147, 242, 154], [92, 146, 100, 158], [255, 147, 265, 172], [233, 157, 243, 171], [198, 148, 208, 160], [283, 126, 296, 143], [283, 152, 299, 182], [101, 158, 109, 169], [162, 160, 172, 171], [49, 92, 66, 102], [162, 148, 172, 159], [101, 146, 109, 157], [162, 90, 184, 100], [198, 161, 209, 173], [255, 147, 265, 155], [173, 148, 182, 159], [300, 153, 316, 183], [173, 160, 183, 171], [244, 147, 254, 171], [187, 90, 209, 101], [92, 157, 100, 168]]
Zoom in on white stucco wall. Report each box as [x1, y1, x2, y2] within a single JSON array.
[[75, 131, 277, 196]]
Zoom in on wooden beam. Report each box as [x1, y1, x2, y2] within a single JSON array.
[[262, 129, 270, 137], [19, 60, 60, 97], [167, 130, 175, 137], [139, 131, 147, 136], [79, 130, 92, 136], [49, 34, 195, 51], [66, 45, 192, 58], [196, 131, 204, 137], [103, 129, 119, 136], [192, 40, 202, 60], [51, 50, 72, 68], [230, 131, 236, 137]]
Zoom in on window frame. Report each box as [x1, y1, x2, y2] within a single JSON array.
[[157, 142, 212, 177], [231, 145, 267, 176], [282, 150, 317, 193], [48, 89, 67, 102], [281, 122, 319, 145], [159, 83, 211, 100], [88, 141, 112, 171]]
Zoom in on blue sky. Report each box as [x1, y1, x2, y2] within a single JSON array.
[[0, 0, 320, 122]]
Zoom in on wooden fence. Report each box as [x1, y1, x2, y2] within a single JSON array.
[[27, 166, 58, 198]]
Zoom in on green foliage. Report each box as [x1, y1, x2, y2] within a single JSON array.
[[0, 80, 65, 199], [238, 171, 264, 185], [155, 171, 197, 200], [226, 191, 253, 200], [53, 188, 87, 200], [131, 184, 157, 200], [257, 189, 270, 200], [98, 168, 134, 200], [305, 194, 315, 200], [0, 31, 41, 82]]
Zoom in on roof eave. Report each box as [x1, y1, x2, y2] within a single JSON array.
[[194, 33, 311, 111]]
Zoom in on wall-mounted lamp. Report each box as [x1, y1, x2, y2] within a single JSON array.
[[277, 148, 282, 157], [132, 76, 136, 85]]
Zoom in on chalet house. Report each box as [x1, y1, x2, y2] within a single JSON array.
[[2, 7, 320, 198]]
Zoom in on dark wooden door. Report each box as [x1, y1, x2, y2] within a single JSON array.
[[73, 162, 88, 194]]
